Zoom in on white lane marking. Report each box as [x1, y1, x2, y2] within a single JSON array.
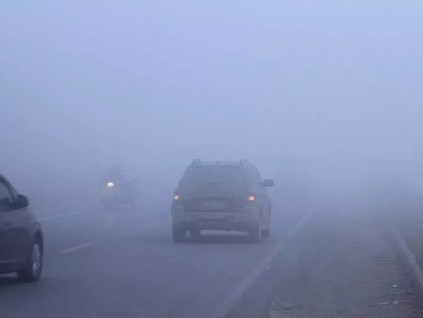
[[388, 226, 423, 293], [210, 211, 313, 318], [40, 211, 87, 221], [60, 242, 96, 254]]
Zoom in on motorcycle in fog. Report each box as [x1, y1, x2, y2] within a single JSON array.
[[101, 179, 138, 210]]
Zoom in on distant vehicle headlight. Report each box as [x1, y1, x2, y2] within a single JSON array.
[[107, 182, 114, 188]]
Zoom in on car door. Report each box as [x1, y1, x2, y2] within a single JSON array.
[[0, 178, 30, 267], [248, 166, 271, 226], [0, 179, 16, 266]]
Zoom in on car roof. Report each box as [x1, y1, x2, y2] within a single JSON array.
[[190, 159, 250, 167]]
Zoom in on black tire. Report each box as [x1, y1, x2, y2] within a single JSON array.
[[264, 209, 272, 238], [189, 229, 202, 242], [249, 219, 262, 243], [17, 238, 43, 282], [172, 223, 186, 242]]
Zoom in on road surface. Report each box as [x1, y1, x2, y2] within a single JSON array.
[[0, 199, 422, 318], [0, 198, 303, 318]]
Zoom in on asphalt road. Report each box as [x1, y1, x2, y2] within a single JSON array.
[[230, 201, 423, 318], [0, 198, 304, 318], [1, 198, 423, 318]]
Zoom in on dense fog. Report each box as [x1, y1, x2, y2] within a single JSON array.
[[3, 3, 423, 318], [1, 1, 423, 206]]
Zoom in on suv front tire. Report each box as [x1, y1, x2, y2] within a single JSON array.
[[249, 219, 262, 243]]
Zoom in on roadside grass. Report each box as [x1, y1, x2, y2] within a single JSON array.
[[391, 204, 423, 267]]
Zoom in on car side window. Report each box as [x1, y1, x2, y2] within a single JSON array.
[[248, 166, 263, 186], [0, 181, 13, 207]]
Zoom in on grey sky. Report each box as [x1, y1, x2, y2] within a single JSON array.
[[1, 1, 423, 188]]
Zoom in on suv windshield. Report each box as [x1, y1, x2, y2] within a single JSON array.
[[181, 165, 245, 186]]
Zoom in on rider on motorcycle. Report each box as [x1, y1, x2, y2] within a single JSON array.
[[101, 165, 138, 210]]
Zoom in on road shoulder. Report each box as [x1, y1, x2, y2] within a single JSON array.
[[229, 208, 423, 318]]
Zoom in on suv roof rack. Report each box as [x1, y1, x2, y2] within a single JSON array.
[[191, 159, 201, 165], [190, 159, 248, 166]]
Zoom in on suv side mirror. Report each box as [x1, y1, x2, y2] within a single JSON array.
[[15, 195, 29, 208], [263, 179, 274, 187]]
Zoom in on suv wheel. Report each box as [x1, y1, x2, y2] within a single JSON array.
[[172, 223, 186, 242], [262, 218, 270, 237], [249, 219, 262, 243], [17, 238, 43, 282], [262, 226, 270, 237]]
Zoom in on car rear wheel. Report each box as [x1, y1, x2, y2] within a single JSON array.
[[172, 223, 186, 242], [189, 229, 202, 242], [17, 238, 43, 282], [249, 219, 262, 243], [262, 226, 270, 237], [262, 219, 270, 237]]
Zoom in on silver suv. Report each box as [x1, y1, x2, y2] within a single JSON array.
[[171, 160, 274, 242]]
